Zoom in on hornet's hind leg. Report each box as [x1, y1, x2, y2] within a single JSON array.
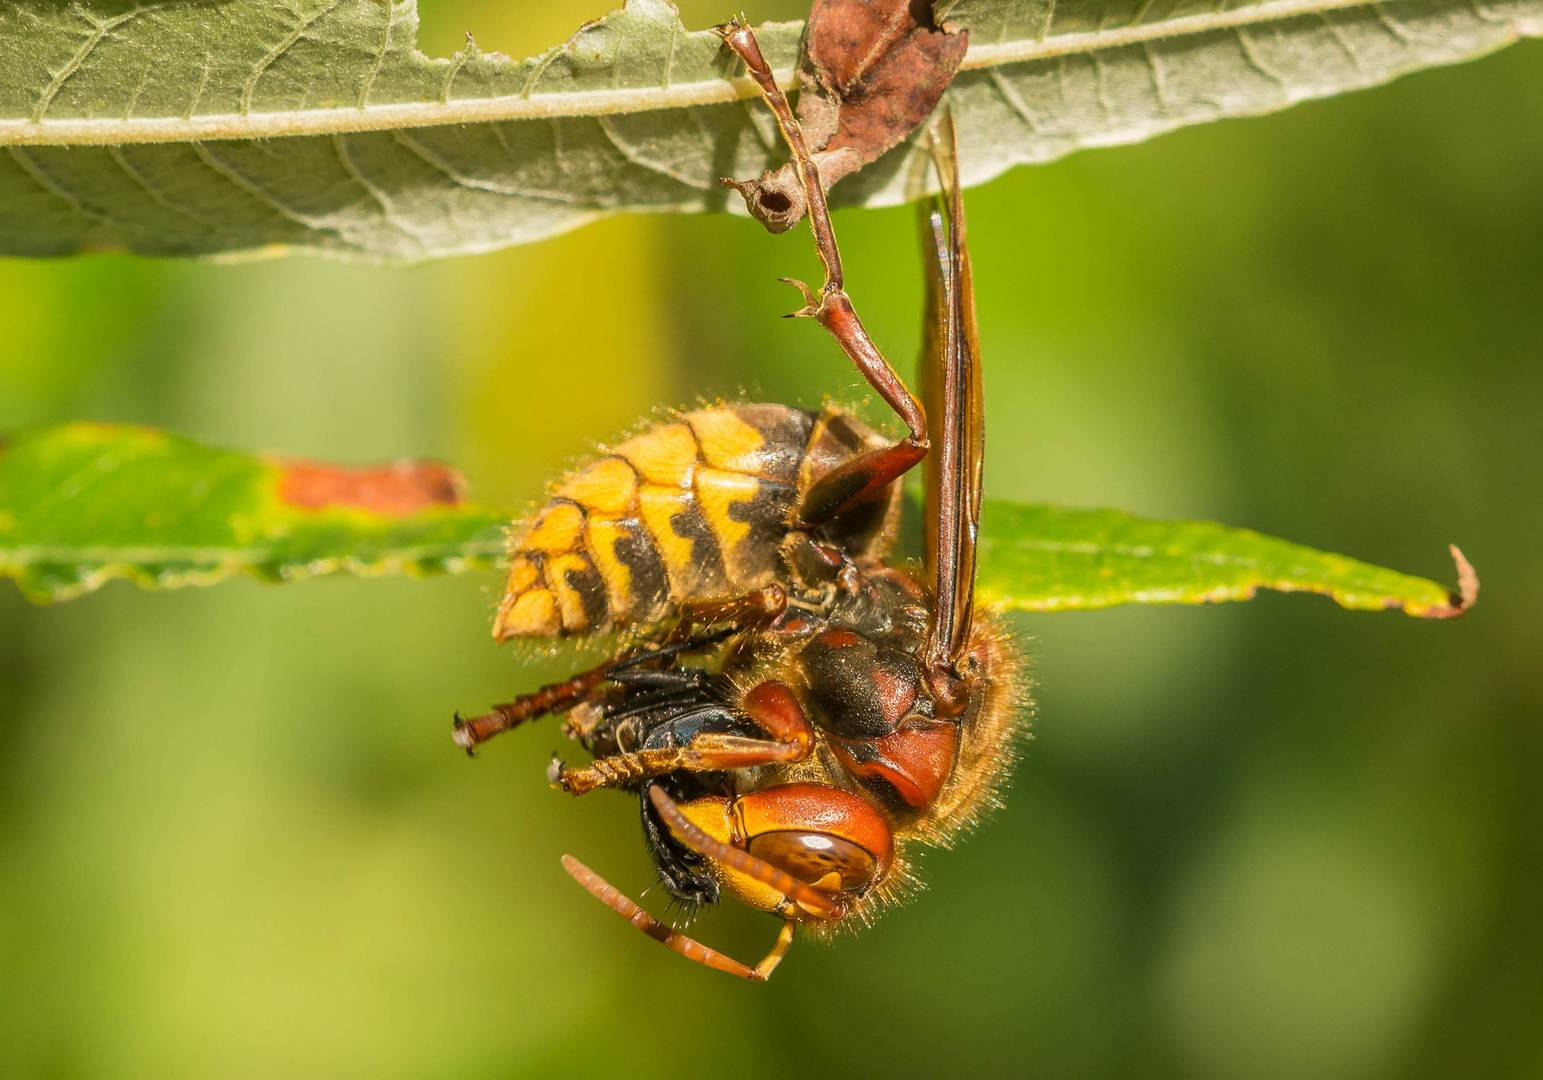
[[459, 587, 802, 790], [453, 662, 613, 754], [454, 583, 778, 755], [718, 20, 930, 528]]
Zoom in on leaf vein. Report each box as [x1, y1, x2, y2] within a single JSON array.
[[357, 0, 395, 108], [107, 145, 218, 226], [597, 115, 712, 190], [391, 128, 581, 203], [663, 20, 680, 88], [1370, 1, 1420, 42], [520, 48, 562, 100], [5, 145, 117, 228], [1316, 10, 1366, 64], [440, 38, 471, 103], [185, 45, 216, 119], [331, 132, 428, 249], [987, 68, 1043, 131], [1141, 40, 1174, 106], [31, 4, 157, 123], [242, 0, 348, 116], [1038, 0, 1058, 42], [190, 141, 338, 234], [1234, 25, 1290, 85], [1091, 51, 1116, 117]]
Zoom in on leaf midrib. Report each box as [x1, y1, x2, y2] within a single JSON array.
[[986, 538, 1400, 585], [0, 0, 1446, 148], [0, 539, 508, 565], [992, 538, 1263, 563]]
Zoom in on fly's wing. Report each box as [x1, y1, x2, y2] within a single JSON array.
[[920, 110, 985, 675]]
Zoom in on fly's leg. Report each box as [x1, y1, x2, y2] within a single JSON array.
[[718, 21, 929, 527], [551, 681, 814, 796]]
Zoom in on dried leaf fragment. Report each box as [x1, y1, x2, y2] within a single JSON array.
[[726, 0, 967, 232]]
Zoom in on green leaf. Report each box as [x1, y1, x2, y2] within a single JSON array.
[[0, 423, 508, 603], [1, 426, 1475, 620], [2, 0, 1537, 260], [975, 502, 1475, 619]]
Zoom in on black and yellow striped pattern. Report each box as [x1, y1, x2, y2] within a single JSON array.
[[494, 404, 884, 639]]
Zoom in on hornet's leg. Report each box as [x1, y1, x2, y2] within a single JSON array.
[[453, 662, 613, 754], [718, 21, 929, 527], [551, 681, 814, 795], [455, 621, 750, 756], [665, 583, 787, 645]]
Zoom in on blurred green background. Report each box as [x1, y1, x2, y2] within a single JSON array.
[[2, 2, 1540, 1076]]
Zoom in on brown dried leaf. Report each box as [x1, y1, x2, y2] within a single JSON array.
[[727, 0, 967, 233]]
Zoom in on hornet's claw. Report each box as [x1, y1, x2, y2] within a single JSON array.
[[778, 277, 821, 317], [451, 712, 478, 756]]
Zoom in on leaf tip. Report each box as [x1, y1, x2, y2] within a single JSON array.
[[1451, 543, 1480, 610], [1422, 544, 1479, 619]]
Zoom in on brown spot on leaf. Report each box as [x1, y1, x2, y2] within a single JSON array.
[[726, 0, 967, 232], [275, 458, 467, 516]]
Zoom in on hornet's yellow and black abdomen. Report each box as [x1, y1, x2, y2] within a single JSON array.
[[494, 404, 889, 640]]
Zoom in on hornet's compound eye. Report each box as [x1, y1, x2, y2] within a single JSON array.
[[747, 830, 877, 893]]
